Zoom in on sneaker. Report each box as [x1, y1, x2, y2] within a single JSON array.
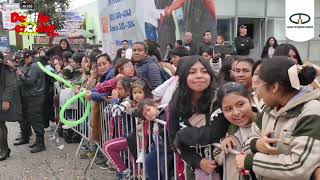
[[95, 158, 107, 165], [106, 166, 116, 174], [136, 152, 144, 163], [99, 163, 109, 170]]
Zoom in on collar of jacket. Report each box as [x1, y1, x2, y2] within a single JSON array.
[[135, 55, 157, 67]]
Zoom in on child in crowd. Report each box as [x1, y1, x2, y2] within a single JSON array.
[[128, 79, 153, 162], [136, 98, 169, 180], [214, 82, 257, 180], [103, 77, 134, 180]]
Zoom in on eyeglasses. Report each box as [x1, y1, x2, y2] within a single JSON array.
[[252, 83, 267, 94]]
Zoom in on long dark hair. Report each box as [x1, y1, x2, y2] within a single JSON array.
[[273, 44, 303, 65], [170, 56, 216, 120], [59, 38, 72, 50], [261, 37, 278, 59]]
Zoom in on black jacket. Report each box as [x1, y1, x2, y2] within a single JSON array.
[[170, 101, 230, 169], [19, 61, 45, 97], [0, 63, 22, 122], [234, 36, 254, 55], [198, 41, 214, 55], [184, 41, 198, 55]]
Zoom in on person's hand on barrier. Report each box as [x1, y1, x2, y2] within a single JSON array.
[[1, 101, 10, 111], [85, 91, 91, 100], [115, 73, 124, 81], [256, 135, 279, 155], [136, 123, 143, 132], [235, 153, 246, 170], [102, 96, 112, 103], [220, 135, 237, 153], [200, 158, 217, 174], [75, 85, 81, 94]]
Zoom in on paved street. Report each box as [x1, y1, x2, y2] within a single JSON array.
[[0, 122, 114, 180]]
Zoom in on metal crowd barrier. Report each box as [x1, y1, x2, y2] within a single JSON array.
[[52, 84, 247, 180]]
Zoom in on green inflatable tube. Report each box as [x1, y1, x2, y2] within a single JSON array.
[[59, 91, 91, 127], [37, 62, 75, 90], [37, 62, 91, 127]]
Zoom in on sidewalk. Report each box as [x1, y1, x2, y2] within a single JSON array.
[[0, 122, 114, 180]]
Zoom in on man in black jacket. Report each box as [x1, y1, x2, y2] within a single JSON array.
[[183, 32, 197, 55], [234, 25, 254, 56], [14, 50, 46, 153]]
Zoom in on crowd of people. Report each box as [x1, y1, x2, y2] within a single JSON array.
[[1, 25, 320, 180]]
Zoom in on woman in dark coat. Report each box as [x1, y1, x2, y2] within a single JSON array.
[[46, 38, 74, 59], [0, 52, 22, 161]]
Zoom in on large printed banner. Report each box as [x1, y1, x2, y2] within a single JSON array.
[[101, 0, 217, 58]]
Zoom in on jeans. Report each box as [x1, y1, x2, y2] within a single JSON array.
[[145, 143, 165, 180]]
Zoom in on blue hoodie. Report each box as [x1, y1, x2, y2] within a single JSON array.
[[135, 55, 162, 89]]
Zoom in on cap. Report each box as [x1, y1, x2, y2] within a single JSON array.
[[22, 50, 35, 58], [71, 52, 85, 64], [239, 25, 247, 29]]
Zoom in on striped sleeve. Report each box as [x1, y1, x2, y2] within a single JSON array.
[[250, 136, 320, 179]]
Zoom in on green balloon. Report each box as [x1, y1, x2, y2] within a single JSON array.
[[37, 62, 75, 90], [59, 91, 91, 127], [37, 62, 91, 127]]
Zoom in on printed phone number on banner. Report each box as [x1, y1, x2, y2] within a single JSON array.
[[109, 9, 132, 22], [108, 0, 122, 6], [110, 20, 135, 32]]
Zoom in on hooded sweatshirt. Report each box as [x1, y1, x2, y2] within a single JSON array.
[[243, 88, 320, 180]]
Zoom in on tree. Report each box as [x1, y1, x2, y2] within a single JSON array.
[[14, 0, 70, 46]]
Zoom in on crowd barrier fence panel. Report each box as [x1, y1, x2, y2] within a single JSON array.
[[53, 84, 246, 179]]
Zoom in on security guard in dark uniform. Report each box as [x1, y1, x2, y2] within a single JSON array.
[[14, 50, 46, 153]]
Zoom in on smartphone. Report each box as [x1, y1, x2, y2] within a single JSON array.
[[267, 132, 276, 147]]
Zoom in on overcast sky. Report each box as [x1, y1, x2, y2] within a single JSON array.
[[70, 0, 96, 9]]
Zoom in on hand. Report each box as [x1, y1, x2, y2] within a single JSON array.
[[85, 91, 91, 100], [102, 96, 112, 103], [136, 123, 143, 131], [16, 70, 24, 77], [164, 6, 172, 17], [220, 135, 237, 153], [55, 64, 61, 72], [111, 89, 119, 99], [160, 14, 165, 25], [235, 154, 246, 170], [313, 167, 320, 180], [1, 101, 10, 111], [199, 159, 217, 174], [75, 85, 81, 94], [256, 135, 279, 155], [115, 73, 124, 81]]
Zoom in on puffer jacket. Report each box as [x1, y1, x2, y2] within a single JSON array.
[[243, 88, 320, 180], [135, 55, 162, 89]]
